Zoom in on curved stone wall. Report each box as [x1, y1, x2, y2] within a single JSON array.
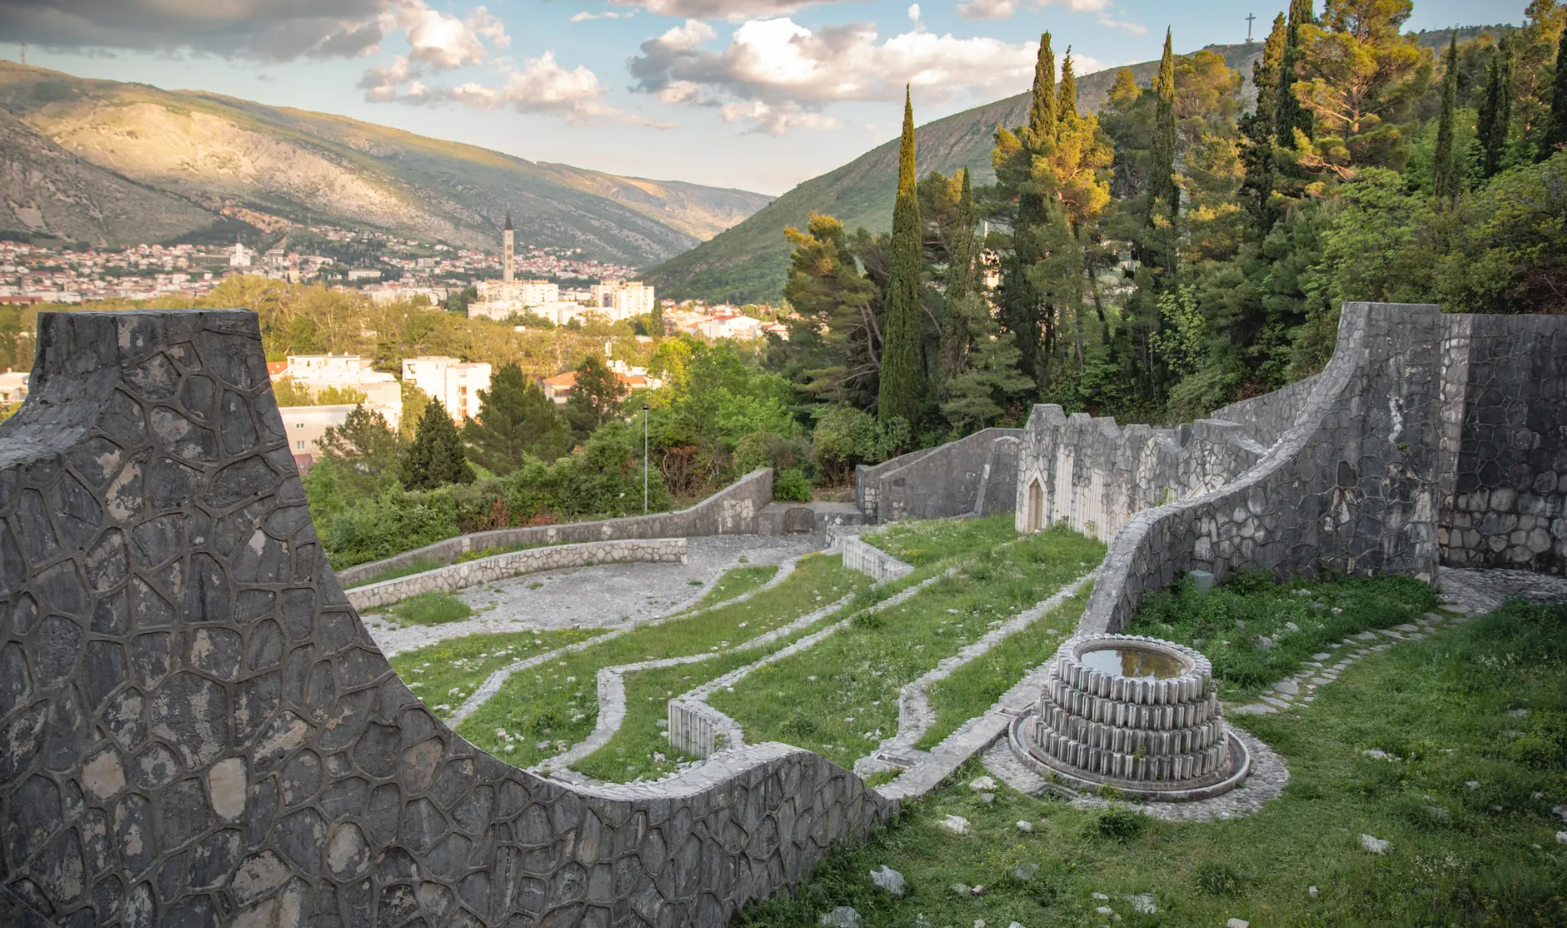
[[0, 311, 891, 928]]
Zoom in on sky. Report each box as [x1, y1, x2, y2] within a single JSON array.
[[1, 0, 1515, 196]]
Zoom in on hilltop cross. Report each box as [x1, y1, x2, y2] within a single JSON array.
[[1245, 13, 1256, 41]]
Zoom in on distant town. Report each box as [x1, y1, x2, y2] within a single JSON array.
[[0, 219, 795, 470]]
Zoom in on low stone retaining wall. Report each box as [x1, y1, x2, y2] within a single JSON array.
[[858, 428, 1024, 523], [840, 535, 913, 581], [336, 468, 772, 587], [346, 538, 688, 610]]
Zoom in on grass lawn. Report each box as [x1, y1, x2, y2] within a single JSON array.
[[1132, 570, 1438, 701], [684, 565, 781, 612], [710, 526, 1104, 771], [913, 582, 1095, 751], [736, 592, 1567, 928], [457, 553, 873, 770], [374, 591, 474, 626], [863, 514, 1019, 567], [388, 627, 605, 717]]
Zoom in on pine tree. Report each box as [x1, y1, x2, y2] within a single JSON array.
[[1540, 22, 1567, 160], [464, 364, 570, 473], [1058, 50, 1078, 122], [1476, 38, 1514, 180], [1024, 34, 1057, 151], [1149, 29, 1179, 225], [316, 403, 401, 497], [1434, 33, 1461, 200], [1240, 13, 1288, 228], [399, 398, 474, 490], [1277, 0, 1315, 149], [939, 169, 978, 394], [878, 86, 926, 426], [565, 354, 627, 440]]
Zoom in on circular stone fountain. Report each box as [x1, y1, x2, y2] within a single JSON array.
[[1013, 634, 1250, 800]]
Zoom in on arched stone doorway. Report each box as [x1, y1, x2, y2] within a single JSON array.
[[1025, 477, 1044, 533]]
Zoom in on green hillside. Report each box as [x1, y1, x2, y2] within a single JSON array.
[[639, 42, 1315, 304], [0, 62, 771, 263]]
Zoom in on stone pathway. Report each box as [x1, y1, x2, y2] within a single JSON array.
[[855, 571, 1095, 778], [364, 534, 822, 656], [445, 549, 811, 728], [1437, 567, 1567, 614]]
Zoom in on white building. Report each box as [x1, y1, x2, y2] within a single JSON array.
[[469, 278, 563, 321], [698, 314, 765, 341], [590, 281, 655, 320], [0, 370, 29, 404], [272, 354, 402, 428], [228, 242, 252, 269], [277, 404, 358, 472], [402, 356, 492, 422]]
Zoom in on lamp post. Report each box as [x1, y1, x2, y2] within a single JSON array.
[[642, 402, 650, 513]]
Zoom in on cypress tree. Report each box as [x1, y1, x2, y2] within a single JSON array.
[[1277, 0, 1315, 150], [1025, 33, 1056, 152], [878, 86, 926, 426], [1058, 49, 1078, 122], [1150, 29, 1179, 224], [1540, 23, 1567, 161], [1434, 33, 1460, 200], [400, 397, 475, 490], [464, 364, 570, 472], [939, 169, 977, 393], [1476, 38, 1513, 180], [1240, 14, 1288, 228]]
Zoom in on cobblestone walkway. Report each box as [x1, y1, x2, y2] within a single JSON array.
[[364, 534, 823, 656]]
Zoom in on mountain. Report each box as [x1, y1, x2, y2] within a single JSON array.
[[643, 43, 1267, 304], [0, 63, 772, 265]]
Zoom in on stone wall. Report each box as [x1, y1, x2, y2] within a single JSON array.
[[1074, 303, 1451, 634], [1013, 411, 1267, 543], [336, 469, 774, 588], [0, 311, 891, 928], [856, 428, 1022, 523], [839, 537, 913, 582], [346, 539, 688, 611], [1438, 313, 1567, 574]]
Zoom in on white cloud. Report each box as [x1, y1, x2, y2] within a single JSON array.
[[570, 9, 637, 20], [958, 0, 1112, 21], [1096, 15, 1148, 34], [631, 16, 1059, 132], [603, 0, 858, 24], [720, 100, 841, 134]]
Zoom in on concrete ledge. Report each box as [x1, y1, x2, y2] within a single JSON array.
[[346, 537, 688, 610], [840, 536, 913, 581]]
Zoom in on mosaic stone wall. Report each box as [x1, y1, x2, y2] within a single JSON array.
[[1438, 313, 1567, 574], [0, 310, 891, 928], [1075, 302, 1451, 634]]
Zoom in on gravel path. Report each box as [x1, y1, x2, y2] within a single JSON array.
[[363, 534, 825, 656]]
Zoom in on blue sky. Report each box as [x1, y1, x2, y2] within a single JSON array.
[[4, 0, 1513, 195]]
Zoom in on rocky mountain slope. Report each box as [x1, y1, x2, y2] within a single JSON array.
[[0, 63, 771, 263], [642, 43, 1265, 304]]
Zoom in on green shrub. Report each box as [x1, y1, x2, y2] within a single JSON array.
[[1194, 861, 1243, 897], [1095, 806, 1146, 841], [773, 468, 813, 501], [386, 592, 472, 626]]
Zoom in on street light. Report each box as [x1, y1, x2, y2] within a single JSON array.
[[643, 402, 650, 513]]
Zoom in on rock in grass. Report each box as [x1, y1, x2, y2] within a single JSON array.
[[1227, 920, 1251, 928], [819, 906, 860, 927], [1360, 833, 1390, 854], [938, 814, 972, 836], [950, 883, 970, 897], [1016, 820, 1033, 834], [1556, 831, 1566, 845], [978, 792, 996, 804], [871, 865, 906, 897], [1013, 863, 1039, 882], [1309, 886, 1319, 898], [969, 776, 996, 791], [1130, 893, 1157, 914]]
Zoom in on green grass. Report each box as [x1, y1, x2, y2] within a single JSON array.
[[388, 627, 605, 719], [685, 565, 780, 611], [457, 553, 873, 771], [913, 582, 1095, 751], [862, 513, 1019, 566], [1130, 570, 1439, 701], [736, 595, 1567, 928], [378, 591, 473, 626], [711, 526, 1105, 770]]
